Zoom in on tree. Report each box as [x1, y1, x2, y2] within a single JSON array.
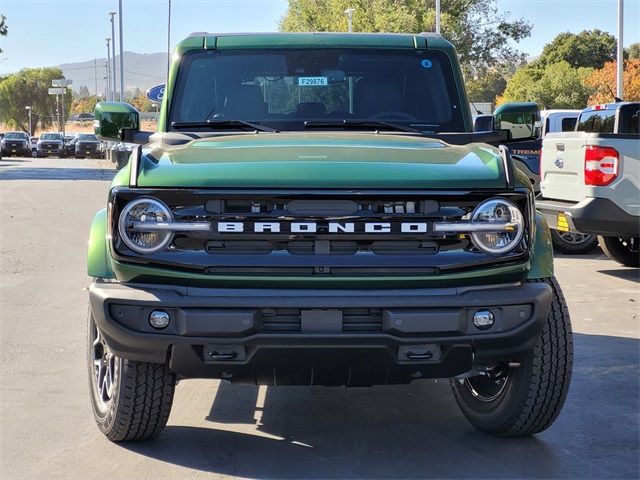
[[71, 95, 100, 116], [627, 42, 640, 60], [0, 14, 7, 54], [498, 61, 593, 109], [538, 30, 616, 70], [466, 69, 508, 103], [0, 68, 73, 131], [126, 88, 154, 112], [77, 85, 91, 98], [586, 59, 640, 104], [279, 0, 531, 75]]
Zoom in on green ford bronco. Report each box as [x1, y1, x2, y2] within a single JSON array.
[[88, 32, 573, 441]]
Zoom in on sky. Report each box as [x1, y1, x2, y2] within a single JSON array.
[[0, 0, 639, 74]]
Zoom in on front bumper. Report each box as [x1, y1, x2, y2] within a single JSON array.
[[37, 146, 65, 156], [89, 281, 552, 385], [1, 144, 30, 155], [75, 144, 100, 157], [536, 197, 640, 237]]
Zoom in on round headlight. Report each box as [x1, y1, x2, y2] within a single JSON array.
[[470, 198, 524, 255], [118, 198, 173, 253]]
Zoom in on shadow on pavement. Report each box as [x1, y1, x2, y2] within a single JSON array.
[[0, 167, 116, 181], [0, 158, 33, 166], [121, 333, 639, 479], [597, 268, 640, 283]]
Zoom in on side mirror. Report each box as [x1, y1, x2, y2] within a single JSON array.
[[94, 102, 140, 142], [474, 115, 494, 132]]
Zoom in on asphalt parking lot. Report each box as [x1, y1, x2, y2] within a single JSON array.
[[0, 157, 638, 480]]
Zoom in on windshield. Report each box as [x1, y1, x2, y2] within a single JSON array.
[[4, 132, 28, 140], [170, 49, 464, 132], [41, 133, 63, 141], [77, 134, 98, 141]]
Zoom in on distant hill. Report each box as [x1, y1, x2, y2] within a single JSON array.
[[58, 51, 168, 96]]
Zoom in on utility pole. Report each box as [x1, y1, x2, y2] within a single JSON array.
[[94, 58, 98, 97], [106, 38, 112, 101], [435, 0, 441, 34], [616, 0, 624, 99], [104, 62, 109, 99], [109, 12, 117, 100], [118, 0, 124, 102], [52, 79, 72, 137]]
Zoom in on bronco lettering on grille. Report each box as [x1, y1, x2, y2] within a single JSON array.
[[215, 221, 430, 234]]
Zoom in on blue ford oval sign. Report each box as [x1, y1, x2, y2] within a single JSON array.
[[146, 83, 165, 103]]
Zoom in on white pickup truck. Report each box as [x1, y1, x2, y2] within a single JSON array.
[[537, 102, 640, 267]]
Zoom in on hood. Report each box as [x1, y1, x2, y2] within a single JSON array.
[[136, 133, 506, 190]]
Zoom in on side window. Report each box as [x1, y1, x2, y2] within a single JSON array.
[[618, 105, 640, 134], [561, 117, 576, 131], [576, 110, 616, 133]]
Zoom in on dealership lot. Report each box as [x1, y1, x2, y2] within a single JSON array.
[[0, 157, 638, 479]]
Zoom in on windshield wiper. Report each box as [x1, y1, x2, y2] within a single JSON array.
[[171, 120, 276, 132], [304, 120, 422, 133]]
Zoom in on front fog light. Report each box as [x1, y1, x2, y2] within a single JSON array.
[[118, 197, 173, 253], [473, 310, 494, 330], [149, 310, 170, 329], [470, 198, 524, 255]]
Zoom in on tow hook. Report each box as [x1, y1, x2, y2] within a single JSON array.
[[405, 350, 434, 360], [208, 351, 238, 361]]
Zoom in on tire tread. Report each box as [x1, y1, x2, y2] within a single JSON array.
[[107, 360, 175, 442]]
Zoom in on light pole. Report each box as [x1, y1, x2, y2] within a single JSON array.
[[344, 8, 356, 114], [106, 38, 112, 101], [25, 106, 32, 136], [344, 8, 355, 32], [616, 0, 624, 99], [118, 0, 124, 102], [435, 0, 441, 34], [109, 12, 117, 100]]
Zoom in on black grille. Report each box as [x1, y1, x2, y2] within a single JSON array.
[[261, 308, 383, 332], [111, 188, 532, 276]]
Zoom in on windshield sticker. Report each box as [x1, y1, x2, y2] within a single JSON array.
[[420, 59, 433, 69], [298, 77, 328, 86]]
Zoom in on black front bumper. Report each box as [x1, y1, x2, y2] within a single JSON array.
[[1, 145, 30, 156], [536, 197, 640, 237], [75, 144, 100, 157], [89, 281, 552, 385]]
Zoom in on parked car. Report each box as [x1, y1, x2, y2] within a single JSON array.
[[64, 134, 78, 157], [87, 32, 573, 442], [537, 102, 639, 267], [36, 132, 66, 157], [485, 105, 595, 254], [72, 112, 95, 122], [1, 131, 31, 157], [29, 137, 38, 157], [74, 133, 102, 158]]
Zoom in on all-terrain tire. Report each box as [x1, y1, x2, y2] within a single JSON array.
[[451, 276, 573, 436], [88, 313, 176, 441], [598, 236, 640, 268], [550, 229, 597, 255]]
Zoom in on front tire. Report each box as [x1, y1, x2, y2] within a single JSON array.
[[598, 236, 639, 267], [88, 312, 176, 441], [451, 277, 573, 436], [550, 229, 597, 255]]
